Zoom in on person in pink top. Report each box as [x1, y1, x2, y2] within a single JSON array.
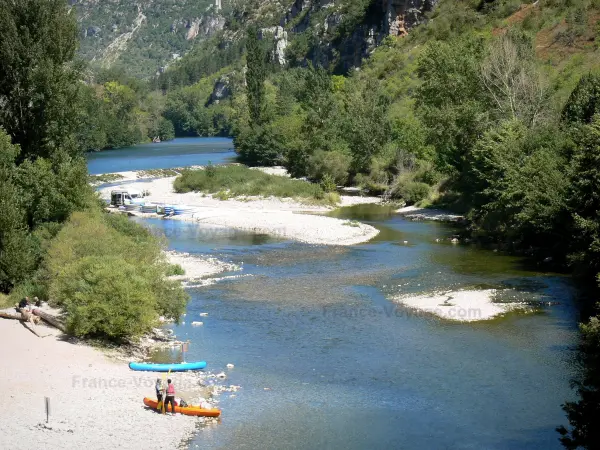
[[164, 379, 176, 415]]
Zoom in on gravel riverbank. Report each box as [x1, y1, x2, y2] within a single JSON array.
[[98, 176, 381, 246]]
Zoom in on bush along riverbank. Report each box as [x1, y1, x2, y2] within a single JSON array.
[[173, 164, 341, 206]]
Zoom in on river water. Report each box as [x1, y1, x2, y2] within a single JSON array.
[[91, 138, 579, 450], [86, 137, 235, 174]]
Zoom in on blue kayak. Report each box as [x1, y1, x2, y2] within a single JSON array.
[[128, 361, 207, 372]]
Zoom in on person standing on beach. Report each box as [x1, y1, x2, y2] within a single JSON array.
[[164, 379, 176, 415], [155, 378, 163, 408]]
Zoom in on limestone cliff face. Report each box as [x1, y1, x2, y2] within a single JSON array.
[[260, 26, 289, 65], [282, 0, 438, 72], [383, 0, 439, 36]]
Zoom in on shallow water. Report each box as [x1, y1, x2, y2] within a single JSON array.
[[86, 137, 235, 174], [137, 205, 579, 450]]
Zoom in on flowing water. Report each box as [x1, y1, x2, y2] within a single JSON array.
[[91, 141, 580, 449], [86, 137, 235, 174]]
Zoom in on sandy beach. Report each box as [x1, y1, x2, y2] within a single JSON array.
[[0, 315, 226, 450], [97, 175, 381, 246], [393, 289, 524, 321]]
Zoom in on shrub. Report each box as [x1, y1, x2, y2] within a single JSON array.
[[205, 161, 216, 178], [45, 211, 188, 341], [320, 173, 337, 192], [307, 150, 352, 185], [413, 161, 443, 185], [397, 182, 431, 205], [55, 256, 160, 341], [235, 125, 283, 166], [323, 192, 341, 205], [166, 264, 185, 276], [173, 165, 330, 203]]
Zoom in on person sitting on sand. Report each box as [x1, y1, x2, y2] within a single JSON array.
[[18, 297, 30, 310], [34, 296, 42, 307], [164, 379, 176, 415], [155, 378, 163, 406]]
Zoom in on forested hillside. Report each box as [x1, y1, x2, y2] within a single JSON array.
[[74, 0, 220, 77], [0, 0, 188, 342]]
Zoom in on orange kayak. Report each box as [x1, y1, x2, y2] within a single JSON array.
[[143, 397, 221, 417]]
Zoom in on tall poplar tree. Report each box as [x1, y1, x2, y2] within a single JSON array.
[[245, 26, 267, 126]]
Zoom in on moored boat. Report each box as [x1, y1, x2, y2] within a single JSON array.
[[128, 361, 207, 372], [143, 397, 221, 417]]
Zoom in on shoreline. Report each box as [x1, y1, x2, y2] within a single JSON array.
[[165, 250, 242, 288], [0, 315, 229, 450], [396, 205, 465, 223], [98, 176, 381, 246], [0, 248, 241, 449]]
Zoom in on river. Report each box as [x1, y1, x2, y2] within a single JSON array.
[[91, 138, 579, 449], [86, 137, 235, 174]]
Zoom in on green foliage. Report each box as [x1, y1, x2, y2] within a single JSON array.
[[568, 117, 600, 276], [246, 26, 268, 126], [416, 36, 488, 173], [153, 118, 176, 141], [342, 79, 391, 173], [466, 121, 570, 249], [166, 264, 185, 276], [557, 314, 600, 449], [396, 182, 431, 205], [307, 150, 352, 185], [0, 131, 36, 292], [205, 161, 217, 178], [235, 125, 283, 166], [76, 0, 215, 79], [46, 211, 188, 341], [155, 38, 245, 91], [562, 73, 600, 124], [319, 173, 338, 193], [0, 0, 82, 161], [173, 165, 337, 204], [0, 0, 190, 345]]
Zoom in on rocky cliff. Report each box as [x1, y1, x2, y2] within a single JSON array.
[[282, 0, 438, 72], [75, 0, 439, 78], [73, 0, 223, 77]]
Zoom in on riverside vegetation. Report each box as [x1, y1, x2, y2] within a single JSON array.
[[2, 0, 600, 445], [173, 164, 340, 205], [0, 0, 188, 342]]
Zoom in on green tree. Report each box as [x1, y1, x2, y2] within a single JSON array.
[[0, 130, 36, 292], [343, 79, 391, 173], [246, 26, 267, 126], [415, 37, 488, 174], [102, 81, 144, 148], [0, 0, 82, 160], [467, 121, 569, 250], [568, 117, 600, 276], [557, 312, 600, 449], [235, 125, 283, 166], [562, 73, 600, 125]]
